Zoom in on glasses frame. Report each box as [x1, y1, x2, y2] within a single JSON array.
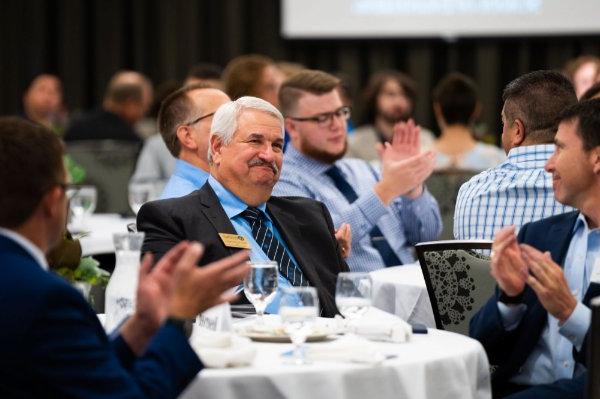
[[182, 111, 216, 127], [288, 106, 351, 126]]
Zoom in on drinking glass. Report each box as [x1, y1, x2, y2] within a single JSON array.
[[243, 261, 278, 322], [128, 181, 158, 215], [67, 185, 97, 229], [335, 272, 372, 320], [279, 286, 319, 365]]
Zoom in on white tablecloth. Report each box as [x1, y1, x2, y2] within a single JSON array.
[[180, 329, 491, 399], [75, 214, 136, 256], [370, 263, 435, 327]]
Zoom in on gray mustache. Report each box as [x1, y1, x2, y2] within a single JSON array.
[[248, 158, 279, 174]]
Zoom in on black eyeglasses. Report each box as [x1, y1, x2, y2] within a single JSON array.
[[182, 112, 216, 127], [288, 106, 351, 126]]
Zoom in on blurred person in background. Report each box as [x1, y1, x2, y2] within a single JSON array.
[[348, 70, 435, 162], [21, 73, 68, 134], [65, 70, 152, 143], [580, 81, 600, 101], [223, 54, 285, 109], [184, 62, 224, 89], [432, 72, 505, 171], [563, 55, 600, 99]]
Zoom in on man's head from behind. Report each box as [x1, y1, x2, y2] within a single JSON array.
[[279, 70, 350, 164], [362, 70, 417, 125], [432, 72, 480, 129], [223, 54, 284, 109], [0, 117, 67, 251], [209, 97, 284, 206], [545, 99, 600, 211], [501, 70, 576, 153], [158, 84, 230, 171], [103, 71, 153, 125]]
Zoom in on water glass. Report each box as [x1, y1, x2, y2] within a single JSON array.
[[128, 181, 159, 215], [335, 272, 372, 320], [67, 185, 97, 228], [243, 261, 278, 321], [279, 286, 319, 365]]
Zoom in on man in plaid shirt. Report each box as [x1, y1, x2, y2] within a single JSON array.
[[454, 71, 577, 240]]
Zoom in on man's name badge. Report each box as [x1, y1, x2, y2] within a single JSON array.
[[219, 233, 251, 249]]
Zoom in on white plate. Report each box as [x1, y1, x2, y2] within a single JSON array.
[[233, 315, 342, 343]]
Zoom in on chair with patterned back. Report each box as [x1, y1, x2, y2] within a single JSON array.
[[66, 140, 140, 215], [416, 240, 494, 336], [425, 169, 478, 239]]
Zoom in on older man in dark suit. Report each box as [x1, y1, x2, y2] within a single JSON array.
[[138, 96, 349, 317], [0, 117, 250, 398], [470, 99, 600, 398]]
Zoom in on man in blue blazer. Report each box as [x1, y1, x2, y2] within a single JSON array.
[[470, 99, 600, 398], [0, 117, 249, 398]]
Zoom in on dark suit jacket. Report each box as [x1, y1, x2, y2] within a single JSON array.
[[470, 211, 597, 393], [64, 109, 141, 142], [0, 234, 202, 398], [137, 182, 349, 318]]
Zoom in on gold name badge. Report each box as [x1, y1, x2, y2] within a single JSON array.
[[218, 233, 251, 249]]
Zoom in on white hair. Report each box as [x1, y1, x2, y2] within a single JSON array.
[[208, 96, 284, 163]]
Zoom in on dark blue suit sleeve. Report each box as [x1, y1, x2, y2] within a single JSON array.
[[28, 284, 202, 398]]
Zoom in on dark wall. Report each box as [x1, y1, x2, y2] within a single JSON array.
[[2, 0, 599, 137]]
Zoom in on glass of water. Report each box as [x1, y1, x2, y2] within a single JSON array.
[[243, 261, 278, 322], [279, 286, 319, 365], [335, 272, 372, 320], [67, 185, 97, 229], [128, 181, 159, 215]]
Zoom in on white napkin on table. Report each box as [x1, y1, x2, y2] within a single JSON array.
[[345, 307, 412, 343], [189, 327, 256, 368]]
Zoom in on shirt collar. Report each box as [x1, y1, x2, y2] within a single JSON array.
[[0, 227, 49, 270], [573, 212, 600, 235], [175, 159, 209, 186], [506, 144, 555, 169], [207, 175, 268, 219], [284, 144, 334, 176]]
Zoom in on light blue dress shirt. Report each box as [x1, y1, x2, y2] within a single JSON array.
[[498, 213, 599, 385], [207, 176, 299, 313], [454, 144, 573, 240], [160, 159, 209, 200], [273, 144, 442, 272]]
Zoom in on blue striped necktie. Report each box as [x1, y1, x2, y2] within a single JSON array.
[[241, 207, 309, 286], [325, 165, 402, 267]]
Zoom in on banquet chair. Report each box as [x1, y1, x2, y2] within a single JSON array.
[[66, 140, 140, 215], [425, 169, 478, 239], [416, 240, 494, 336]]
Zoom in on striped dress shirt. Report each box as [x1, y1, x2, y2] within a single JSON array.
[[273, 145, 442, 272], [454, 144, 573, 240]]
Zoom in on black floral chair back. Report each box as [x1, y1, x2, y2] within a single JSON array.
[[416, 240, 493, 336]]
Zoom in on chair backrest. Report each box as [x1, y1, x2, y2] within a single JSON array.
[[416, 240, 494, 335], [66, 140, 140, 214], [425, 169, 478, 239]]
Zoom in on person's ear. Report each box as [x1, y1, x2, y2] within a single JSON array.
[[591, 146, 600, 175], [176, 125, 198, 151], [284, 118, 297, 139], [40, 186, 63, 219], [511, 118, 526, 147], [209, 135, 224, 165]]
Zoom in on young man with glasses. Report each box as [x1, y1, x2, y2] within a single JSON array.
[[273, 69, 442, 272], [157, 83, 231, 199]]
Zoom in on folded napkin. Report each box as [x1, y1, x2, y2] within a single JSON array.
[[189, 327, 256, 368], [307, 335, 387, 364], [344, 307, 412, 343]]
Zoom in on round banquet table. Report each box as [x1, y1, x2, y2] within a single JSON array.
[[370, 263, 436, 328], [180, 328, 491, 399], [73, 214, 136, 256]]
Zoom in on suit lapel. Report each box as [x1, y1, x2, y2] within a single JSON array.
[[266, 201, 320, 287], [197, 183, 239, 255]]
